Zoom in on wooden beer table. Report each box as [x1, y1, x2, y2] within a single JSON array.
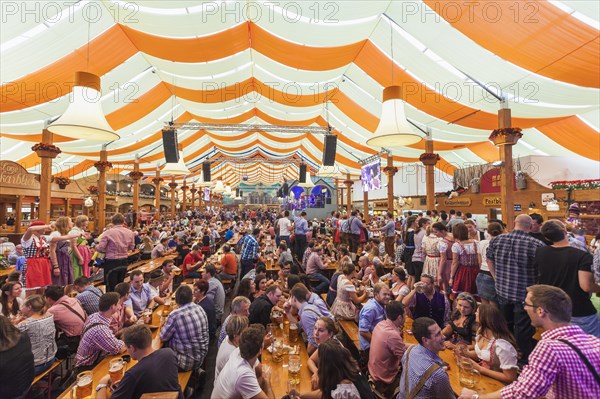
[[261, 327, 312, 397], [57, 305, 191, 399], [403, 318, 505, 395]]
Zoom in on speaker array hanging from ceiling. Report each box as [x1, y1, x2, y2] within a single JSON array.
[[299, 164, 307, 183], [162, 128, 179, 163], [202, 162, 211, 181], [239, 190, 243, 197], [323, 135, 337, 166]]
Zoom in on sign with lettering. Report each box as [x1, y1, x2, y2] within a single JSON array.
[[514, 204, 522, 211], [0, 161, 38, 188], [443, 198, 472, 207], [483, 197, 502, 206], [480, 168, 517, 193]]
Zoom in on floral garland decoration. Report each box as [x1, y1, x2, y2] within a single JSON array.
[[31, 143, 62, 154], [151, 177, 164, 185], [488, 127, 523, 140], [88, 185, 99, 194], [549, 179, 600, 191], [418, 153, 441, 162], [128, 171, 144, 180], [94, 161, 113, 170], [52, 176, 71, 186]]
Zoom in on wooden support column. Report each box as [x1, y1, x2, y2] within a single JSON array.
[[15, 196, 22, 234], [64, 198, 70, 218], [344, 173, 353, 214], [181, 181, 188, 211], [129, 160, 143, 228], [169, 179, 177, 219], [363, 189, 369, 222], [498, 107, 515, 230], [95, 148, 109, 232], [190, 184, 197, 209], [334, 178, 340, 210], [384, 154, 398, 213], [153, 166, 161, 211], [35, 129, 56, 223]]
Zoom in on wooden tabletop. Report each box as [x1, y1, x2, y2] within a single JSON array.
[[56, 305, 191, 399], [261, 327, 312, 397]]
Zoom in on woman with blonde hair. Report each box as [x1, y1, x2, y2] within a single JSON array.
[[49, 217, 83, 285], [17, 295, 57, 376]]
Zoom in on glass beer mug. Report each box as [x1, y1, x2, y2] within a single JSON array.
[[71, 371, 93, 399], [109, 358, 127, 383]]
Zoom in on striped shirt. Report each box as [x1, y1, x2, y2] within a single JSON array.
[[160, 302, 209, 371], [501, 325, 600, 399], [75, 313, 124, 367]]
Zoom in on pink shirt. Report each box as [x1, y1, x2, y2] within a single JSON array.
[[368, 319, 406, 384], [96, 225, 135, 259], [47, 296, 86, 337], [110, 302, 125, 335]]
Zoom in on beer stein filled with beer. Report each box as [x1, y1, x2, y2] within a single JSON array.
[[109, 358, 127, 383], [71, 371, 93, 399]]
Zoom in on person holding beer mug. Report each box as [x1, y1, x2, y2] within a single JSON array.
[[95, 324, 181, 399]]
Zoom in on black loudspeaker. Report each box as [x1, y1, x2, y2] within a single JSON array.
[[236, 188, 240, 197], [322, 135, 337, 166], [282, 182, 289, 196], [239, 190, 243, 197], [299, 164, 307, 183], [162, 129, 179, 163], [202, 162, 211, 181]]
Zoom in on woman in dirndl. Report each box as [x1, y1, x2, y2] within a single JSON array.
[[21, 221, 53, 289], [49, 217, 81, 286], [450, 224, 480, 295]]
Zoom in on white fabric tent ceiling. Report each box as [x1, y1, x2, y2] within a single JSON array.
[[1, 0, 598, 188]]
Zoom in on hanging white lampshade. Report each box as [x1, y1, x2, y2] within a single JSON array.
[[298, 171, 315, 188], [84, 197, 94, 207], [367, 86, 422, 147], [316, 165, 344, 179], [47, 72, 119, 142], [224, 185, 233, 196], [213, 180, 225, 193], [161, 151, 190, 175]]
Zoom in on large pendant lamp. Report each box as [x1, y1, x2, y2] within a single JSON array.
[[47, 72, 119, 142], [224, 185, 233, 196], [161, 151, 190, 175], [316, 165, 344, 179], [366, 86, 422, 147], [213, 180, 225, 193]]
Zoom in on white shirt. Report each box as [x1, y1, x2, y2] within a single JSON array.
[[277, 218, 291, 237], [474, 336, 518, 370], [211, 348, 261, 399], [215, 337, 237, 379]]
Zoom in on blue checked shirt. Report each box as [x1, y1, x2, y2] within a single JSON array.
[[486, 230, 545, 302], [397, 344, 454, 399], [76, 285, 102, 316], [124, 283, 157, 317], [240, 234, 258, 261], [160, 302, 209, 371]]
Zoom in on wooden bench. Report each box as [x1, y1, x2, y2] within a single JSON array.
[[31, 359, 64, 399], [338, 320, 361, 351]]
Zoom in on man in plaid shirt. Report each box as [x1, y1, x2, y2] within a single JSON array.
[[75, 292, 126, 369], [486, 214, 545, 360], [159, 285, 209, 371], [239, 228, 259, 278], [460, 285, 600, 399]]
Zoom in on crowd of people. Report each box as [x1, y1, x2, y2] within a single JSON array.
[[1, 206, 599, 399]]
